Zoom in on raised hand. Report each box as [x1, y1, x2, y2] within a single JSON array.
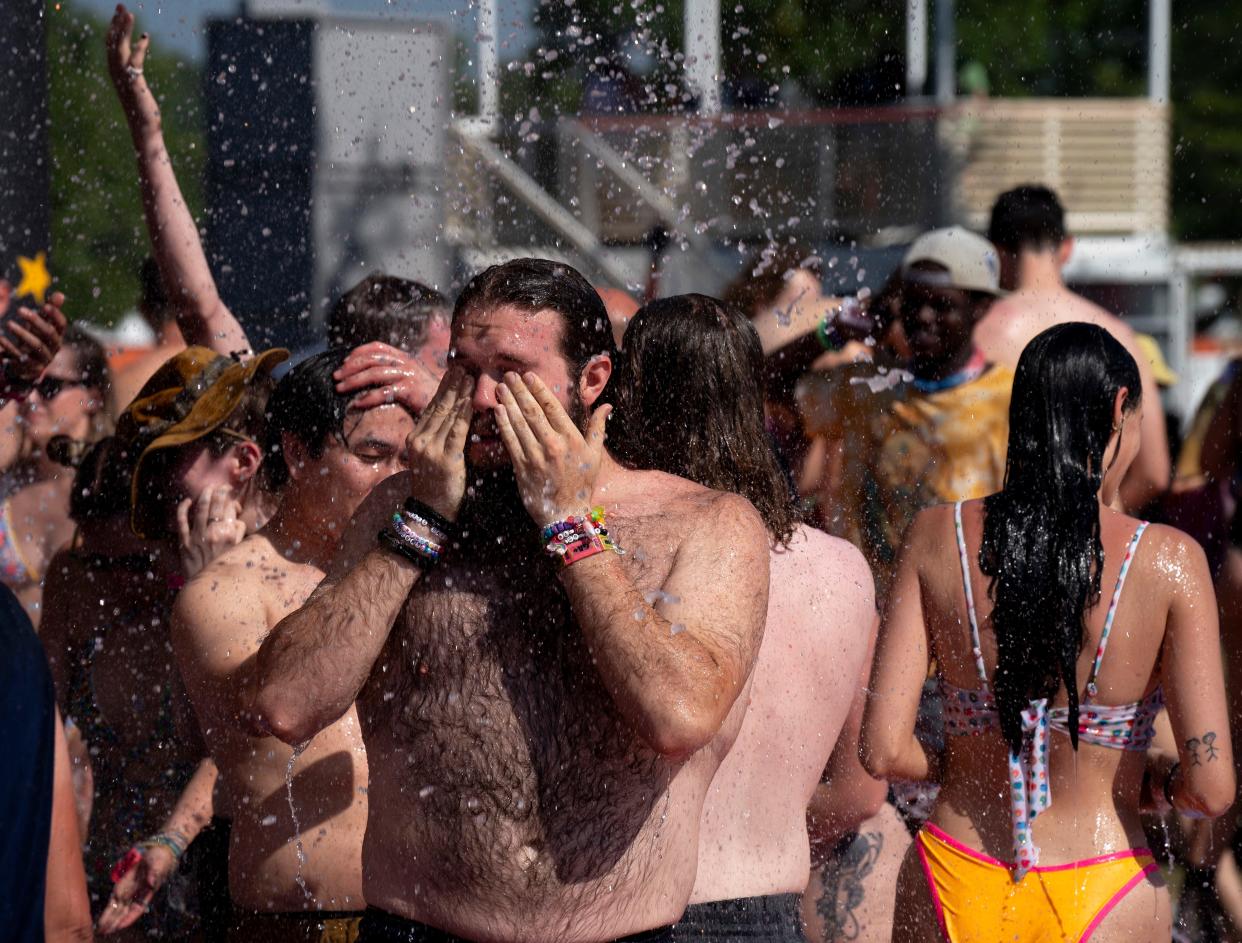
[[406, 367, 474, 522], [494, 372, 610, 526], [97, 843, 176, 934], [334, 341, 441, 415], [0, 291, 68, 384], [177, 485, 246, 580], [106, 4, 158, 127]]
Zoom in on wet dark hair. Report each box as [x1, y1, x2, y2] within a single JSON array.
[[63, 325, 109, 396], [452, 257, 616, 379], [979, 322, 1141, 755], [722, 244, 822, 318], [70, 436, 141, 523], [262, 347, 380, 491], [138, 257, 171, 332], [607, 293, 799, 546], [327, 273, 447, 353], [988, 185, 1067, 254]]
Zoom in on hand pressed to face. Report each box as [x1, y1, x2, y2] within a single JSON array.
[[176, 484, 246, 580], [494, 371, 610, 526], [406, 366, 474, 522]]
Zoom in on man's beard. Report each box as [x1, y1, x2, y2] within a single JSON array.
[[457, 394, 590, 540]]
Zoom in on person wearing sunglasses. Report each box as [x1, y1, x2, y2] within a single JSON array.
[[0, 323, 109, 626]]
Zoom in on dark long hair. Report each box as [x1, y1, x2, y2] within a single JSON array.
[[606, 293, 800, 546], [979, 322, 1141, 754]]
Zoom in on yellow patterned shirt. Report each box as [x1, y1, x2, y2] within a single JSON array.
[[862, 364, 1014, 583]]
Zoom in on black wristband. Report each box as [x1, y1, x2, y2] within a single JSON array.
[[377, 529, 437, 571], [403, 498, 455, 537], [1163, 760, 1180, 808]]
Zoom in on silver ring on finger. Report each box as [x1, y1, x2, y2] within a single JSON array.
[[126, 65, 144, 80]]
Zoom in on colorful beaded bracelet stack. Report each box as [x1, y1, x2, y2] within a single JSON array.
[[543, 507, 621, 567], [139, 830, 188, 862], [378, 498, 454, 570]]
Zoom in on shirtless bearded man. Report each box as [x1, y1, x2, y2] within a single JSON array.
[[251, 258, 771, 942], [172, 348, 428, 940]]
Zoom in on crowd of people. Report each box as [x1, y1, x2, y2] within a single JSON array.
[[9, 4, 1242, 943]]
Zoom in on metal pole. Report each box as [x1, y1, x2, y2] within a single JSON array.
[[1148, 0, 1170, 104], [685, 0, 721, 116], [907, 0, 928, 97], [477, 0, 500, 129], [934, 0, 956, 105]]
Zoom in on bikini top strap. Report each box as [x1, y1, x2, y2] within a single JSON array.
[[954, 501, 989, 687], [1085, 521, 1150, 698]]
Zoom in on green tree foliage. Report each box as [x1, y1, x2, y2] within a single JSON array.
[[48, 0, 203, 326]]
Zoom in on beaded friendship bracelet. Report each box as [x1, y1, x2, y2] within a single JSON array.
[[543, 507, 622, 567]]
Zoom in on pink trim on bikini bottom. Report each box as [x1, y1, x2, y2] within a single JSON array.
[[916, 832, 952, 943], [922, 823, 1153, 873], [1079, 861, 1159, 942]]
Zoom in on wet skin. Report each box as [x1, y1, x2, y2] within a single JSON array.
[[270, 305, 773, 941]]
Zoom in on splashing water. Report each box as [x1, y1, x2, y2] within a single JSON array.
[[850, 369, 914, 394], [285, 741, 311, 902]]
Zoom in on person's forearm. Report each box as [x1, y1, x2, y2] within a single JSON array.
[[558, 554, 740, 758], [46, 711, 93, 943], [155, 757, 216, 845], [124, 91, 248, 354], [251, 548, 420, 744]]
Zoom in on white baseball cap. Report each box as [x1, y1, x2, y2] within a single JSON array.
[[901, 226, 1006, 297]]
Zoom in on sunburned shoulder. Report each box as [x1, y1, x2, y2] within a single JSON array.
[[607, 469, 766, 550], [773, 524, 876, 613]]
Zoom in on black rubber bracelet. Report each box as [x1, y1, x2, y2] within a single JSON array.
[[377, 529, 437, 571], [403, 498, 455, 537], [1162, 760, 1180, 808]]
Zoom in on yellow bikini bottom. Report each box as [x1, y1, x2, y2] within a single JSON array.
[[916, 824, 1159, 942]]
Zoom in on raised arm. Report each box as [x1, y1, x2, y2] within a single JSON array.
[[249, 369, 473, 744], [1159, 528, 1235, 818], [106, 6, 248, 355], [495, 373, 770, 758], [859, 509, 939, 782]]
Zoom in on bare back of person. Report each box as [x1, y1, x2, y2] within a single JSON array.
[[174, 534, 369, 912], [690, 526, 875, 904], [926, 500, 1171, 858], [359, 469, 751, 942], [897, 500, 1193, 938], [975, 288, 1132, 372]]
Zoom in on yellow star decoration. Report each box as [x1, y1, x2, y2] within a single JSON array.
[[16, 252, 50, 305]]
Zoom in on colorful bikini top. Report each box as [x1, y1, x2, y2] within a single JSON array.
[[941, 501, 1162, 879], [0, 498, 36, 585]]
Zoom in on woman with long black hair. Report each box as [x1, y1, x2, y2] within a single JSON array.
[[861, 322, 1234, 942]]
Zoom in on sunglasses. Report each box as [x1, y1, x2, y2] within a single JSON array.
[[31, 377, 86, 400]]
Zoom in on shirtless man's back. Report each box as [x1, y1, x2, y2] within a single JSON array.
[[601, 294, 885, 942], [252, 259, 771, 943], [685, 528, 877, 934], [974, 185, 1169, 508]]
